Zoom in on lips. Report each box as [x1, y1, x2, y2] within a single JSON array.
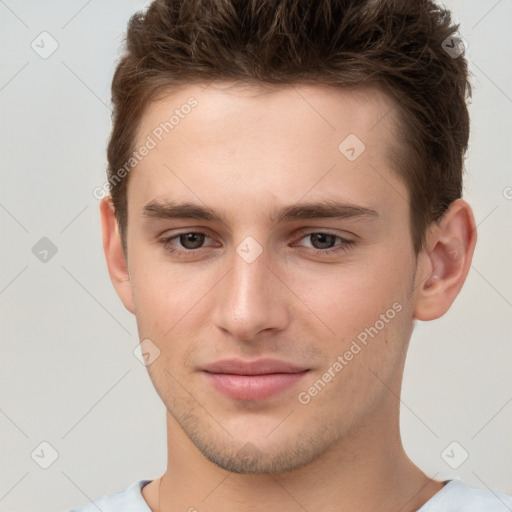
[[201, 358, 310, 400], [202, 358, 309, 375]]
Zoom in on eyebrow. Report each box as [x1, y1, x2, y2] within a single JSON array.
[[142, 199, 379, 225]]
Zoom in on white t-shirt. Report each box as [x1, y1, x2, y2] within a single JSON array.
[[66, 478, 512, 511]]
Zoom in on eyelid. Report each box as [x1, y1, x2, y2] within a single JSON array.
[[293, 226, 357, 240], [158, 225, 355, 241], [157, 225, 217, 242], [292, 227, 354, 243]]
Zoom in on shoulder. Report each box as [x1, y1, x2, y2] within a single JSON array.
[[419, 479, 512, 512], [63, 480, 152, 512]]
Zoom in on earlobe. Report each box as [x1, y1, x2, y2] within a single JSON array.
[[413, 199, 477, 321], [99, 197, 135, 314]]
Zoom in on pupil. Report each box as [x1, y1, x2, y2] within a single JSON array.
[[180, 233, 204, 249], [311, 233, 335, 249]]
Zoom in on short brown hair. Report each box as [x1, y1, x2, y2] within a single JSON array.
[[107, 0, 471, 255]]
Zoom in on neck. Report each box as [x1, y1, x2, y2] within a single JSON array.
[[146, 406, 444, 512]]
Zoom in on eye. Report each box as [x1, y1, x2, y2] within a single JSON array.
[[295, 232, 355, 254], [175, 232, 206, 249], [158, 230, 355, 258], [159, 231, 213, 254]]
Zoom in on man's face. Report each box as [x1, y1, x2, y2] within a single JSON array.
[[122, 82, 419, 473]]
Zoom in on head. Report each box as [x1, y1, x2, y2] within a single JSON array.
[[101, 0, 476, 474]]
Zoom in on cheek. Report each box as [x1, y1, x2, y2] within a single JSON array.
[[128, 228, 414, 345], [286, 248, 414, 382], [291, 253, 410, 331], [128, 249, 217, 340]]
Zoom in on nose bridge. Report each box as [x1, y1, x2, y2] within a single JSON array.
[[212, 241, 288, 340]]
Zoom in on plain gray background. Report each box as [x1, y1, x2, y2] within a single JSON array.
[[1, 1, 511, 510]]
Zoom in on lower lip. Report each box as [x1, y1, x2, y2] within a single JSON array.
[[203, 371, 310, 400]]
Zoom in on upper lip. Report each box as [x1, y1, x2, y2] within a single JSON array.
[[202, 358, 310, 375]]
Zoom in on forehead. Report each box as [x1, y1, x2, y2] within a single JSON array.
[[139, 81, 399, 148], [130, 81, 407, 223]]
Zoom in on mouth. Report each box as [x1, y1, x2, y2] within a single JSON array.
[[201, 358, 310, 400]]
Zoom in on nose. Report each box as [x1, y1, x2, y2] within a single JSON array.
[[211, 244, 290, 341]]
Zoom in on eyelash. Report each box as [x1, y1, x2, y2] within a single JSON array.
[[158, 231, 355, 257]]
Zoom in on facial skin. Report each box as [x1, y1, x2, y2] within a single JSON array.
[[101, 82, 476, 511]]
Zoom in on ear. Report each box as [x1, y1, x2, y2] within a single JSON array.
[[413, 198, 477, 321], [100, 196, 135, 314]]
